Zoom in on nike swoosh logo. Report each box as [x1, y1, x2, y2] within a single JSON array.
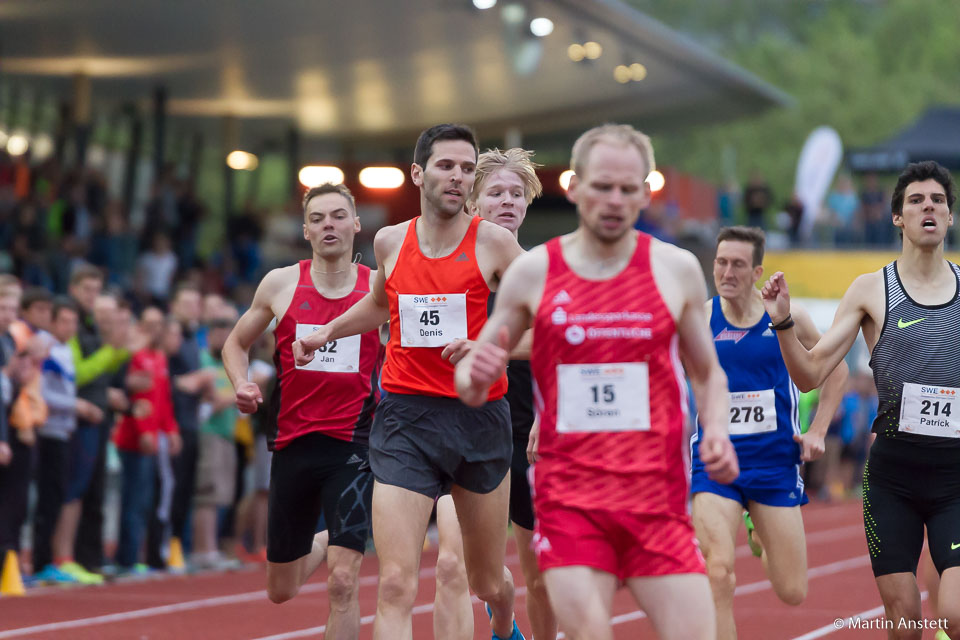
[[952, 542, 960, 550], [897, 317, 926, 329]]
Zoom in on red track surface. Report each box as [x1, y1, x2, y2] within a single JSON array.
[[0, 499, 944, 639]]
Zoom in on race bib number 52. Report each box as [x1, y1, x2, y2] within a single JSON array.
[[899, 383, 960, 438], [295, 324, 361, 372], [398, 293, 468, 348], [556, 362, 650, 433]]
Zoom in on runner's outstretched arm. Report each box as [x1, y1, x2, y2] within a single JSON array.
[[293, 230, 393, 365], [455, 251, 540, 407], [675, 251, 738, 484], [761, 271, 865, 392]]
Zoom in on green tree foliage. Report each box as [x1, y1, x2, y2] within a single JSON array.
[[628, 0, 960, 197]]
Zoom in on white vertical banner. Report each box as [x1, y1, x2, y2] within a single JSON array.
[[794, 127, 843, 241]]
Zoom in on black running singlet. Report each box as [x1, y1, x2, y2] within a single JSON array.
[[868, 260, 960, 450]]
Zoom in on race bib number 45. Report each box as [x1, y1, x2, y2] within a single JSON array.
[[295, 324, 361, 372], [398, 293, 468, 348], [899, 383, 960, 438], [727, 389, 777, 435], [556, 362, 650, 433]]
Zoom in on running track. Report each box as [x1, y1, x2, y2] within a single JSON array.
[[0, 499, 941, 639]]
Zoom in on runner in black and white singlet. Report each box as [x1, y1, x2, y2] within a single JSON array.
[[761, 161, 960, 639]]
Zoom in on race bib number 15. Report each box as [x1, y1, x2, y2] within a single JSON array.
[[556, 362, 651, 433], [899, 383, 960, 438]]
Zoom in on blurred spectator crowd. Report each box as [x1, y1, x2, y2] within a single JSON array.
[[715, 170, 899, 248], [0, 267, 276, 586]]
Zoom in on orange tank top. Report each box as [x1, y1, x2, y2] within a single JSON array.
[[382, 215, 507, 399]]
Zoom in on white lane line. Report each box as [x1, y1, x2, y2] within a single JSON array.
[[0, 533, 862, 640], [251, 588, 530, 640], [790, 592, 928, 640], [0, 575, 378, 639], [735, 524, 862, 558], [251, 555, 871, 640]]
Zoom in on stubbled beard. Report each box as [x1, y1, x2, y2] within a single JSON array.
[[427, 188, 463, 218]]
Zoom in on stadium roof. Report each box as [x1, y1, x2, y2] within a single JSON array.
[[0, 0, 790, 144]]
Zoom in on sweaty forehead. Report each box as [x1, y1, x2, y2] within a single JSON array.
[[582, 142, 647, 179], [305, 193, 352, 216], [482, 169, 525, 190], [428, 140, 477, 165], [716, 240, 753, 261], [905, 179, 946, 198]]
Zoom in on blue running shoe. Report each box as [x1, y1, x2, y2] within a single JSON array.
[[486, 604, 525, 640], [33, 564, 79, 585]]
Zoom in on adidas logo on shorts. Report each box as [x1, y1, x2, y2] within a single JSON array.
[[346, 454, 363, 465], [551, 290, 572, 305]]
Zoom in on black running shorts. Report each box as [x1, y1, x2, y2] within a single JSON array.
[[509, 439, 535, 530], [369, 393, 512, 498], [267, 431, 373, 562], [863, 438, 960, 577]]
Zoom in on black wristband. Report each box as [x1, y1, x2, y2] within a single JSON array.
[[768, 314, 795, 331]]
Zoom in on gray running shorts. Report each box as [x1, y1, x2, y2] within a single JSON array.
[[370, 392, 511, 498]]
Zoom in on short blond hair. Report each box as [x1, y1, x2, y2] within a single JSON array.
[[469, 148, 543, 206], [570, 124, 655, 180]]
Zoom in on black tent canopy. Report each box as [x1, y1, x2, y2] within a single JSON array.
[[848, 106, 960, 172]]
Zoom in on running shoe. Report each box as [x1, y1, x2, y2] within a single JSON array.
[[486, 604, 525, 640], [744, 512, 763, 558], [33, 564, 79, 585], [58, 561, 105, 585]]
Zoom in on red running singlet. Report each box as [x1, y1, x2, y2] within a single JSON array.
[[269, 261, 383, 449], [381, 215, 507, 399], [531, 233, 689, 515]]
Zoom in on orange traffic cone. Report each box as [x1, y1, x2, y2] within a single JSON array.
[[168, 537, 186, 574], [1, 549, 25, 596]]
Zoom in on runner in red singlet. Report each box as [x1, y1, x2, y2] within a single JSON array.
[[293, 124, 525, 640], [457, 124, 739, 640], [433, 147, 555, 640], [223, 183, 382, 640]]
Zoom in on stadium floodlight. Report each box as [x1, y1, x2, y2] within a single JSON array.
[[32, 134, 53, 161], [559, 170, 575, 191], [359, 166, 404, 189], [530, 17, 554, 37], [226, 150, 258, 171], [6, 132, 29, 157], [613, 64, 632, 84], [567, 44, 585, 62], [472, 0, 497, 9], [646, 170, 665, 192], [299, 165, 345, 187], [583, 41, 602, 60]]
